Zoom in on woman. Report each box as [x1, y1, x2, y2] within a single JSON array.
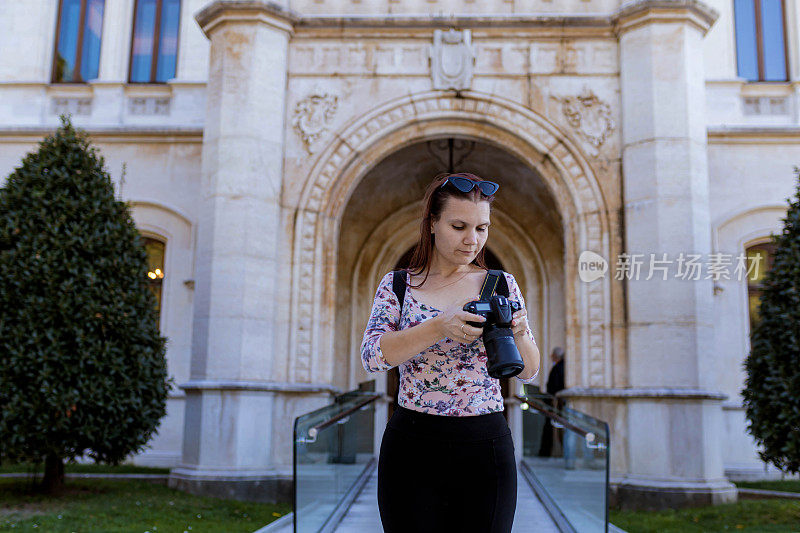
[[360, 172, 541, 533]]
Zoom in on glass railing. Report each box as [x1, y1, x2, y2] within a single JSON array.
[[516, 389, 610, 533], [293, 382, 381, 533]]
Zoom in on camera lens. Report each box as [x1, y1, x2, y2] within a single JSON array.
[[483, 328, 525, 379]]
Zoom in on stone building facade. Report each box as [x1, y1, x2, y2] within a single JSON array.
[[1, 0, 799, 508]]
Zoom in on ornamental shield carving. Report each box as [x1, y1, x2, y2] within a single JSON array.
[[429, 29, 475, 91]]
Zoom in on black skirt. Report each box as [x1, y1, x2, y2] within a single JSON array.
[[377, 405, 517, 533]]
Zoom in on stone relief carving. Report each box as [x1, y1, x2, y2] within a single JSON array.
[[556, 86, 615, 149], [290, 41, 615, 76], [291, 89, 338, 154], [429, 28, 475, 91], [51, 97, 92, 116], [128, 97, 171, 115]]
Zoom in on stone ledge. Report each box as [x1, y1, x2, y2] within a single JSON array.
[[0, 126, 203, 144], [738, 488, 800, 500], [297, 13, 611, 29], [558, 386, 728, 400], [169, 468, 293, 504], [708, 126, 800, 139], [612, 476, 737, 510], [179, 379, 343, 395]]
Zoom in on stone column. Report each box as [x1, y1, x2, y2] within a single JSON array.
[[613, 0, 736, 508], [168, 1, 300, 503]]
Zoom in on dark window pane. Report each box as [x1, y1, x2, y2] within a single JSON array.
[[760, 0, 787, 81], [749, 290, 761, 332], [54, 0, 83, 82], [746, 247, 769, 284], [130, 0, 158, 82], [734, 0, 759, 81], [79, 0, 105, 81], [155, 0, 181, 82], [746, 241, 777, 330], [143, 237, 165, 328]]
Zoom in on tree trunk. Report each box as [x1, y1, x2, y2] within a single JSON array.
[[40, 454, 64, 493]]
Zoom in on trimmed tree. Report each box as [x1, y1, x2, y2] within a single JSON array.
[[742, 166, 800, 474], [0, 115, 173, 493]]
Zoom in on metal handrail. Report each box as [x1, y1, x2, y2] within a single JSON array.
[[307, 393, 381, 440], [514, 394, 593, 439]]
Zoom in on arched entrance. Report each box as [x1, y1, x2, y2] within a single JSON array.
[[288, 91, 615, 427]]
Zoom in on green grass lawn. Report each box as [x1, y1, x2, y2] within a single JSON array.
[[610, 499, 800, 533], [0, 477, 291, 532], [735, 480, 800, 494]]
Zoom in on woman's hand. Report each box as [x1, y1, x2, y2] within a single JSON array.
[[511, 306, 529, 338], [436, 295, 486, 343]]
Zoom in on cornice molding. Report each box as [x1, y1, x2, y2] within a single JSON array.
[[192, 1, 718, 37], [195, 0, 300, 38], [0, 126, 203, 144], [612, 0, 719, 36]]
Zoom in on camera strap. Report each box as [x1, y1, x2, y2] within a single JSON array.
[[480, 269, 510, 300], [392, 270, 407, 314], [391, 268, 510, 317]]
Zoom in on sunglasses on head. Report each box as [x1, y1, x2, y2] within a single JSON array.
[[439, 176, 499, 196]]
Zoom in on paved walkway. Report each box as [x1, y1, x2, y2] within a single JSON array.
[[333, 467, 561, 533]]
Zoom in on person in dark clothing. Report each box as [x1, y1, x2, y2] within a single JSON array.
[[538, 347, 565, 457], [546, 348, 565, 396]]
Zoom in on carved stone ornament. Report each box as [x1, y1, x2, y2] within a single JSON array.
[[291, 89, 338, 154], [557, 86, 615, 149], [429, 28, 475, 91]]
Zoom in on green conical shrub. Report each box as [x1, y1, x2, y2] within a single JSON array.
[[742, 166, 800, 474], [0, 115, 174, 492]]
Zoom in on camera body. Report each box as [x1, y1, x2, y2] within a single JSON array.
[[463, 294, 525, 379]]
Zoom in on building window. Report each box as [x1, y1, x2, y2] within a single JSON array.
[[129, 0, 181, 83], [733, 0, 789, 82], [143, 236, 166, 329], [52, 0, 106, 83], [745, 241, 777, 332]]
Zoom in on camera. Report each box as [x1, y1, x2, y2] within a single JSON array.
[[463, 294, 525, 379]]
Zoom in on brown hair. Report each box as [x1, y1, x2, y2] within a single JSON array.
[[403, 172, 497, 289]]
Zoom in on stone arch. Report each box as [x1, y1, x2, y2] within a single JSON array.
[[289, 90, 613, 389], [712, 203, 787, 380]]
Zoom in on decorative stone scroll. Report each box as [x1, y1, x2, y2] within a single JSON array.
[[556, 86, 615, 149], [429, 28, 475, 91], [291, 89, 339, 154]]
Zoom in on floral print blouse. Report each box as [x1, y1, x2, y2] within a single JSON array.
[[360, 270, 539, 417]]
